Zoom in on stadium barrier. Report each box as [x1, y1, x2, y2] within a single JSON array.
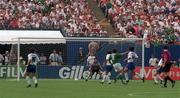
[[0, 65, 103, 79], [134, 67, 180, 80], [1, 65, 180, 80]]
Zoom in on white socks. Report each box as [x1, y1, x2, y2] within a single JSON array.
[[26, 76, 31, 85], [135, 72, 143, 79], [125, 72, 129, 81], [157, 75, 163, 81], [32, 76, 38, 84], [106, 75, 111, 83], [102, 74, 111, 83], [102, 75, 106, 82], [154, 75, 163, 83], [26, 76, 38, 85], [154, 76, 158, 83]]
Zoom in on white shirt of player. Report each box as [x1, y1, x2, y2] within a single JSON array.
[[28, 53, 40, 65], [106, 54, 111, 65], [127, 51, 138, 63], [87, 55, 95, 66], [149, 57, 158, 66], [110, 53, 116, 64]]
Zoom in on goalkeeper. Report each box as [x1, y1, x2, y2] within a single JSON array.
[[111, 49, 127, 84]]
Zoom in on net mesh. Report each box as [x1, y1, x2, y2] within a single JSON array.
[[1, 38, 144, 80]]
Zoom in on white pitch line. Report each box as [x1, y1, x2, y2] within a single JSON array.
[[128, 92, 152, 96]]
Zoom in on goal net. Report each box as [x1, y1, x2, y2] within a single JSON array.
[[2, 38, 145, 81]]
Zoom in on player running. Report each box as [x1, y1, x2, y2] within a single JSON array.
[[85, 54, 95, 81], [123, 47, 144, 84], [25, 48, 40, 88], [101, 51, 113, 84], [111, 49, 127, 84], [161, 46, 175, 88], [153, 57, 164, 84]]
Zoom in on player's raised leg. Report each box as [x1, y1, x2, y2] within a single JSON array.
[[101, 51, 113, 84]]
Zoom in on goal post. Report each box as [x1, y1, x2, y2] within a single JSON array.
[[16, 37, 66, 81], [15, 37, 145, 81]]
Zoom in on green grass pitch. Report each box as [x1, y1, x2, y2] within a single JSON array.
[[0, 79, 179, 98]]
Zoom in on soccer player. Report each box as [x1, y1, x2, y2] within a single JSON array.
[[85, 54, 96, 81], [111, 49, 127, 84], [101, 51, 113, 84], [86, 57, 102, 81], [161, 46, 175, 88], [25, 48, 40, 88], [153, 56, 164, 84], [123, 47, 144, 84]]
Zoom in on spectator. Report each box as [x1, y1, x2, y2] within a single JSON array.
[[0, 53, 4, 65], [39, 53, 47, 65], [9, 52, 17, 65], [49, 49, 59, 66], [58, 51, 64, 66], [77, 47, 85, 65], [4, 51, 10, 65], [149, 55, 159, 67]]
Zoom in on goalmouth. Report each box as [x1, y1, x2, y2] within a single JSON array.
[[15, 37, 145, 81]]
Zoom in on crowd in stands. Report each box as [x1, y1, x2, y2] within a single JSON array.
[[0, 0, 179, 44], [0, 0, 107, 37], [96, 0, 179, 46]]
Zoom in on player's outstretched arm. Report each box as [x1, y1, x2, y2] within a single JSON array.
[[120, 51, 128, 55]]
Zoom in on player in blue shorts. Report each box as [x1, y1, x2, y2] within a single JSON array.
[[25, 48, 40, 88], [154, 58, 164, 84], [101, 51, 113, 84], [123, 47, 144, 84]]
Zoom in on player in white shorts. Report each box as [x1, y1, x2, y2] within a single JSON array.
[[111, 49, 127, 84]]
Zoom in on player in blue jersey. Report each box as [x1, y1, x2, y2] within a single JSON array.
[[25, 48, 40, 88]]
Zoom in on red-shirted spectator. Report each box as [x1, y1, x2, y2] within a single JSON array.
[[9, 18, 19, 29]]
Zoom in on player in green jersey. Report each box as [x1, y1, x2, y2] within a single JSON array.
[[111, 49, 127, 84]]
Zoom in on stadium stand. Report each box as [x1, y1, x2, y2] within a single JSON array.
[[96, 0, 179, 45], [0, 0, 179, 44], [0, 0, 107, 37]]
